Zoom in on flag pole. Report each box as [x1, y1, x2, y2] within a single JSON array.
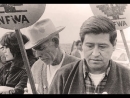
[[15, 29, 37, 94], [120, 30, 130, 63]]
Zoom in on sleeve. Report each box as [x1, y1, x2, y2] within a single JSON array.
[[0, 66, 4, 86], [48, 70, 64, 94], [14, 70, 28, 94], [0, 70, 28, 94]]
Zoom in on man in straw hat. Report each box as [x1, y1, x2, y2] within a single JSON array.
[[48, 15, 130, 94], [24, 18, 80, 94]]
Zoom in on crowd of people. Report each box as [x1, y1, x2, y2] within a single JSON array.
[[0, 15, 130, 94]]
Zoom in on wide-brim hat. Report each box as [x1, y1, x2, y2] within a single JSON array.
[[25, 19, 65, 49]]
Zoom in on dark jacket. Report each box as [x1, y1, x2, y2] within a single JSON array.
[[0, 61, 28, 94], [31, 53, 80, 94], [48, 59, 130, 94]]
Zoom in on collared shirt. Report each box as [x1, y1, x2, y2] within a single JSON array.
[[47, 49, 65, 87], [83, 59, 111, 94]]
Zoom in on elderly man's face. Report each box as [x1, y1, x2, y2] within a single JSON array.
[[33, 39, 58, 65], [82, 33, 116, 73]]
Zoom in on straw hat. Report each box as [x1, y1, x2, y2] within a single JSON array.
[[25, 19, 65, 49]]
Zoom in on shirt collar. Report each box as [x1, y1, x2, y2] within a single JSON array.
[[83, 59, 111, 78]]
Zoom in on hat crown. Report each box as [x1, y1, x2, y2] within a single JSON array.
[[24, 18, 65, 49], [28, 19, 57, 44]]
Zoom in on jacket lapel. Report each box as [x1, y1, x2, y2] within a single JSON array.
[[64, 60, 85, 94], [103, 60, 122, 94]]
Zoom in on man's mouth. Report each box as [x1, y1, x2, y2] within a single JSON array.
[[90, 59, 102, 61]]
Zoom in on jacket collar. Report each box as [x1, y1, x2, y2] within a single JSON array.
[[83, 59, 111, 78]]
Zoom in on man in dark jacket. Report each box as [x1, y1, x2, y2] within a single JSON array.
[[48, 15, 130, 94]]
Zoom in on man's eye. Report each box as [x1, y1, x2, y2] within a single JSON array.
[[86, 45, 94, 48], [38, 46, 46, 50], [99, 46, 106, 49]]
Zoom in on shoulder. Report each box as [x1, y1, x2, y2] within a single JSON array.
[[112, 60, 130, 75], [56, 60, 81, 77], [65, 53, 81, 61], [31, 59, 44, 74], [31, 59, 45, 83], [71, 49, 79, 54], [31, 59, 44, 68]]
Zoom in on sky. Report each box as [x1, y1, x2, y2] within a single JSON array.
[[0, 4, 130, 44]]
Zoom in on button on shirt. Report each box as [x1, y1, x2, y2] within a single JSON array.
[[83, 59, 110, 94]]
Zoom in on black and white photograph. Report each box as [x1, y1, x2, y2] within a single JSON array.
[[0, 4, 130, 94]]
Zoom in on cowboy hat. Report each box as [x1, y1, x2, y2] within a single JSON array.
[[24, 18, 65, 49]]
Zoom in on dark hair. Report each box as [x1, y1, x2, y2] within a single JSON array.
[[75, 40, 81, 46], [0, 32, 36, 67], [80, 15, 117, 46]]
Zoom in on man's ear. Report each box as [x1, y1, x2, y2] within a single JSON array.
[[51, 37, 59, 48], [113, 39, 117, 51]]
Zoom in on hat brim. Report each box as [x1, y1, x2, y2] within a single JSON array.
[[25, 26, 65, 50]]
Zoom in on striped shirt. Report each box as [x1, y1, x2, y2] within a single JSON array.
[[83, 59, 111, 94]]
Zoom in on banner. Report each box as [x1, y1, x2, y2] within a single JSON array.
[[0, 4, 46, 29], [90, 4, 130, 30]]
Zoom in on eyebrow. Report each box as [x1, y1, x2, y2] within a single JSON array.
[[85, 42, 108, 45]]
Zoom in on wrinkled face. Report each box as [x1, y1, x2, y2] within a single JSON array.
[[33, 39, 58, 65], [82, 33, 116, 71], [0, 46, 14, 61]]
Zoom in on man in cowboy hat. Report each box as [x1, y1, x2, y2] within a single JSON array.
[[24, 18, 80, 94]]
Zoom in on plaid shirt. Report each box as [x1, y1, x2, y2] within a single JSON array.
[[83, 59, 111, 94]]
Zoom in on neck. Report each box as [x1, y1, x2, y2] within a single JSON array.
[[52, 48, 63, 66], [88, 62, 109, 74]]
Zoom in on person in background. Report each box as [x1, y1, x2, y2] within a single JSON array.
[[24, 18, 80, 94], [70, 41, 76, 55], [48, 15, 130, 94], [0, 32, 37, 94], [71, 40, 83, 59]]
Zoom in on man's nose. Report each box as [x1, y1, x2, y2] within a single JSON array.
[[92, 47, 100, 56]]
